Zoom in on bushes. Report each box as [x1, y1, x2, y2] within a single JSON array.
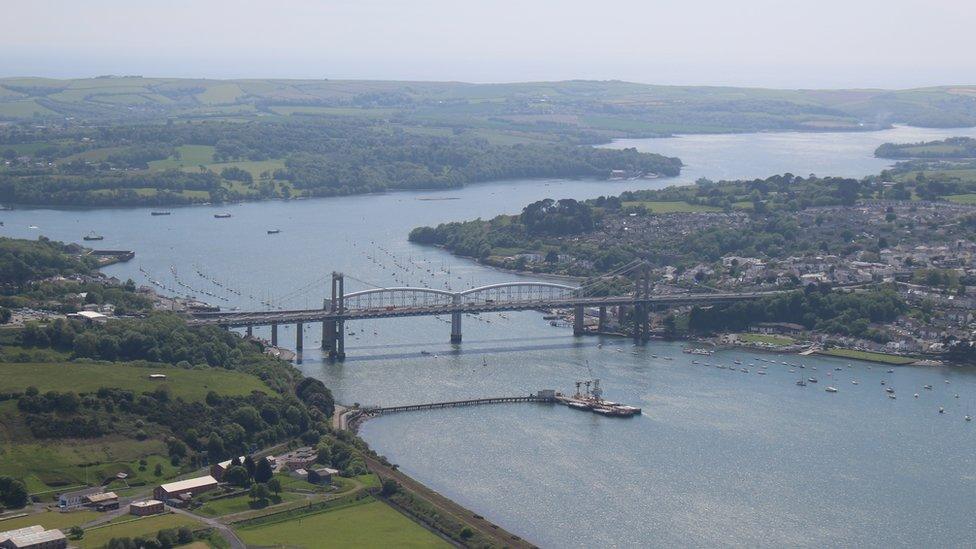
[[0, 476, 28, 509]]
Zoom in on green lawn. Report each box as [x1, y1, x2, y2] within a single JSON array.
[[0, 362, 273, 401], [818, 348, 916, 365], [78, 513, 203, 548], [621, 200, 721, 213], [197, 492, 302, 517], [235, 498, 449, 549], [737, 333, 795, 346], [0, 510, 99, 531]]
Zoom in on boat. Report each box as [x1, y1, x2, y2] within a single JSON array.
[[924, 385, 933, 390], [83, 231, 104, 241], [887, 369, 894, 374], [825, 386, 838, 393], [267, 229, 281, 234], [566, 401, 591, 411], [420, 350, 431, 356], [851, 380, 859, 385], [966, 416, 972, 422], [796, 379, 807, 386], [914, 393, 919, 398], [214, 213, 232, 218], [885, 387, 895, 394], [808, 378, 818, 383], [939, 407, 945, 414], [151, 211, 171, 216], [592, 406, 617, 416], [888, 394, 897, 400]]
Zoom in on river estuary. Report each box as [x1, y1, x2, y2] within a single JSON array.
[[3, 125, 976, 547]]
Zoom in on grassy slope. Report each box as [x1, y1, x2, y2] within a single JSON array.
[[818, 348, 916, 365], [0, 361, 274, 492], [0, 361, 273, 401], [235, 498, 450, 549], [622, 200, 722, 213]]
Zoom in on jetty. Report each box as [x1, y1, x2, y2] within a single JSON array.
[[356, 381, 641, 422]]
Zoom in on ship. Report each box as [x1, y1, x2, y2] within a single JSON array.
[[554, 379, 641, 417], [151, 211, 172, 216], [83, 231, 104, 241], [267, 229, 281, 234], [214, 213, 232, 218]]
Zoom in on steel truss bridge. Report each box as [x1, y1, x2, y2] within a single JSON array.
[[189, 269, 785, 360]]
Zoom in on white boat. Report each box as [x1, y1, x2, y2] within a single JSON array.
[[825, 386, 838, 393], [851, 380, 859, 385]]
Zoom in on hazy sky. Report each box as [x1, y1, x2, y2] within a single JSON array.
[[3, 0, 974, 88]]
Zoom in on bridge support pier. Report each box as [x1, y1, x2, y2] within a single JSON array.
[[296, 322, 303, 351], [245, 325, 252, 338], [271, 323, 278, 346], [573, 304, 585, 336], [598, 306, 607, 333], [450, 311, 462, 343]]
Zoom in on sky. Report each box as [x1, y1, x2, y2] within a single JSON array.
[[2, 0, 974, 89]]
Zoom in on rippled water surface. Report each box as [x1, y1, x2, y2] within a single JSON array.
[[3, 125, 976, 547]]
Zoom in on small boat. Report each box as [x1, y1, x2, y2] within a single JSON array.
[[885, 387, 895, 394], [267, 229, 281, 234], [887, 369, 894, 374], [756, 371, 766, 375], [914, 393, 919, 398], [83, 231, 104, 241], [151, 211, 171, 216], [796, 380, 807, 386], [924, 385, 933, 390], [214, 213, 232, 218], [888, 394, 897, 400], [567, 401, 591, 411], [966, 416, 972, 422], [825, 386, 838, 393], [851, 380, 859, 385], [420, 350, 431, 356], [808, 378, 818, 383], [939, 407, 945, 414]]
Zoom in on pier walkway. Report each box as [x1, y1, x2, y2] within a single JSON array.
[[364, 394, 554, 415]]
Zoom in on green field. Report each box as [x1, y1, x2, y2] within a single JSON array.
[[78, 513, 203, 549], [0, 510, 99, 531], [148, 145, 216, 170], [946, 193, 976, 205], [621, 200, 722, 213], [0, 362, 272, 401], [737, 333, 795, 346], [818, 348, 916, 365], [235, 498, 449, 549]]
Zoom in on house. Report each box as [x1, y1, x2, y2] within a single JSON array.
[[290, 468, 308, 480], [66, 310, 108, 324], [307, 467, 340, 485], [83, 491, 118, 511], [752, 322, 805, 336], [153, 475, 218, 501], [274, 447, 318, 471], [211, 455, 275, 481], [130, 500, 165, 516], [0, 526, 67, 549]]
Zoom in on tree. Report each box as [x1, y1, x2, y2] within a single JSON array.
[[153, 463, 163, 477], [253, 456, 274, 483], [68, 526, 84, 539], [249, 483, 270, 503], [380, 478, 399, 497], [243, 455, 256, 478], [207, 435, 225, 461], [223, 465, 250, 488], [267, 477, 281, 496], [0, 476, 28, 509]]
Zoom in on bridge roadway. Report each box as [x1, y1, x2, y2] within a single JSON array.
[[189, 291, 783, 327]]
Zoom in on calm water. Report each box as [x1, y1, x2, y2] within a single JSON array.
[[3, 125, 976, 547]]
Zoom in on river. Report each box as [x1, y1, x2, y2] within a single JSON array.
[[2, 125, 976, 547]]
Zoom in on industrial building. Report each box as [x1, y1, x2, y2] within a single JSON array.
[[153, 475, 218, 501], [0, 525, 67, 549]]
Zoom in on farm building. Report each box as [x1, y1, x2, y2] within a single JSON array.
[[153, 475, 218, 501], [84, 491, 119, 510], [211, 455, 275, 481], [307, 467, 340, 485]]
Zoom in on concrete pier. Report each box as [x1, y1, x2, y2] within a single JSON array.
[[271, 323, 278, 346], [573, 304, 585, 336], [296, 322, 303, 351]]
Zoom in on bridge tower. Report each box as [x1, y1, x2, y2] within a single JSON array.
[[324, 272, 346, 360], [633, 262, 652, 341]]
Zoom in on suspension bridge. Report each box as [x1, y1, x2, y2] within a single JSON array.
[[186, 260, 786, 359], [189, 261, 784, 359]]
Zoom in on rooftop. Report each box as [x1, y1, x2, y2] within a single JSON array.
[[158, 475, 218, 493]]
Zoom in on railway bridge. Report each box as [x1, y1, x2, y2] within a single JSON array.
[[189, 266, 785, 360]]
